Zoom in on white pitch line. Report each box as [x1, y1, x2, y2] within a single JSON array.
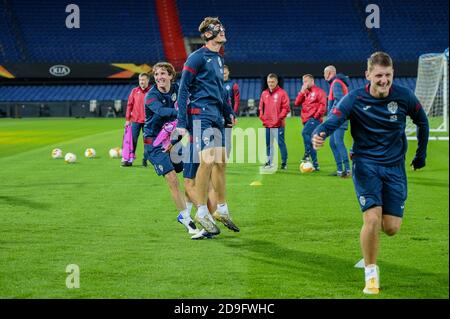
[[407, 136, 449, 141]]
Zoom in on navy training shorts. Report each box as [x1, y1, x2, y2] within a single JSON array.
[[352, 161, 407, 217], [145, 143, 183, 176]]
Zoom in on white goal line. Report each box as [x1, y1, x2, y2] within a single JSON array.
[[407, 136, 449, 141]]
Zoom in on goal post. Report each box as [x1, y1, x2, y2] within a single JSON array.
[[407, 49, 449, 136]]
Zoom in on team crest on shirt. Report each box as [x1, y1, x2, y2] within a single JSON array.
[[359, 196, 366, 206], [226, 84, 231, 90], [171, 93, 177, 102], [387, 101, 398, 114]]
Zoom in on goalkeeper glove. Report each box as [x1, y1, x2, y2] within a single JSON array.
[[411, 156, 426, 170]]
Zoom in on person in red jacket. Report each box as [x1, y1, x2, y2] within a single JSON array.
[[259, 73, 290, 170], [294, 74, 326, 171], [123, 72, 151, 167]]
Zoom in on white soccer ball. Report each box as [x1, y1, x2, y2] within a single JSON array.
[[84, 148, 96, 158], [51, 148, 63, 159], [64, 152, 77, 164], [299, 161, 314, 173], [109, 147, 121, 158]]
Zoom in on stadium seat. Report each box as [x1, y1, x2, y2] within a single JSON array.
[[1, 1, 447, 63], [2, 0, 164, 63], [0, 78, 416, 103]]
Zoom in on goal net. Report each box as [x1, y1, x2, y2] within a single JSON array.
[[407, 49, 449, 136]]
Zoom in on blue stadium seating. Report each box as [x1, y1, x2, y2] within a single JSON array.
[[1, 1, 447, 64], [176, 0, 448, 62], [360, 0, 449, 61], [0, 77, 416, 102], [0, 2, 21, 62], [6, 0, 164, 63], [177, 0, 373, 62], [0, 84, 134, 101], [0, 1, 447, 63]]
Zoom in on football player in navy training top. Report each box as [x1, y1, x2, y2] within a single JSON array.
[[176, 17, 238, 236], [143, 62, 200, 237], [312, 52, 429, 295], [223, 65, 240, 115], [183, 83, 237, 240]]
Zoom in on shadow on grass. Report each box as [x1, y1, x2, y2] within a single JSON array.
[[0, 195, 51, 210], [219, 237, 448, 298], [277, 170, 325, 176], [2, 182, 86, 189], [408, 177, 449, 188]]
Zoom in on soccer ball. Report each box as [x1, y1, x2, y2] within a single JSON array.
[[109, 147, 122, 158], [84, 148, 96, 158], [299, 161, 314, 173], [51, 148, 63, 159], [64, 152, 77, 164]]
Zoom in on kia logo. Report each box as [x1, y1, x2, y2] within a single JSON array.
[[49, 65, 71, 76]]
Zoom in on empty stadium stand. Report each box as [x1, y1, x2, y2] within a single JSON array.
[[0, 1, 445, 118], [4, 0, 164, 63], [177, 0, 448, 62], [0, 77, 417, 118], [0, 77, 416, 102], [0, 0, 447, 63], [177, 0, 373, 62], [359, 0, 449, 61], [0, 1, 22, 62]]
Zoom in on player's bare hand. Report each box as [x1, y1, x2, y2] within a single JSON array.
[[125, 120, 130, 127], [176, 127, 188, 136], [227, 115, 237, 127], [163, 144, 174, 153], [312, 132, 326, 150], [301, 83, 308, 93]]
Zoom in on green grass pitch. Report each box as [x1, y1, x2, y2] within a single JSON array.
[[0, 117, 448, 298]]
